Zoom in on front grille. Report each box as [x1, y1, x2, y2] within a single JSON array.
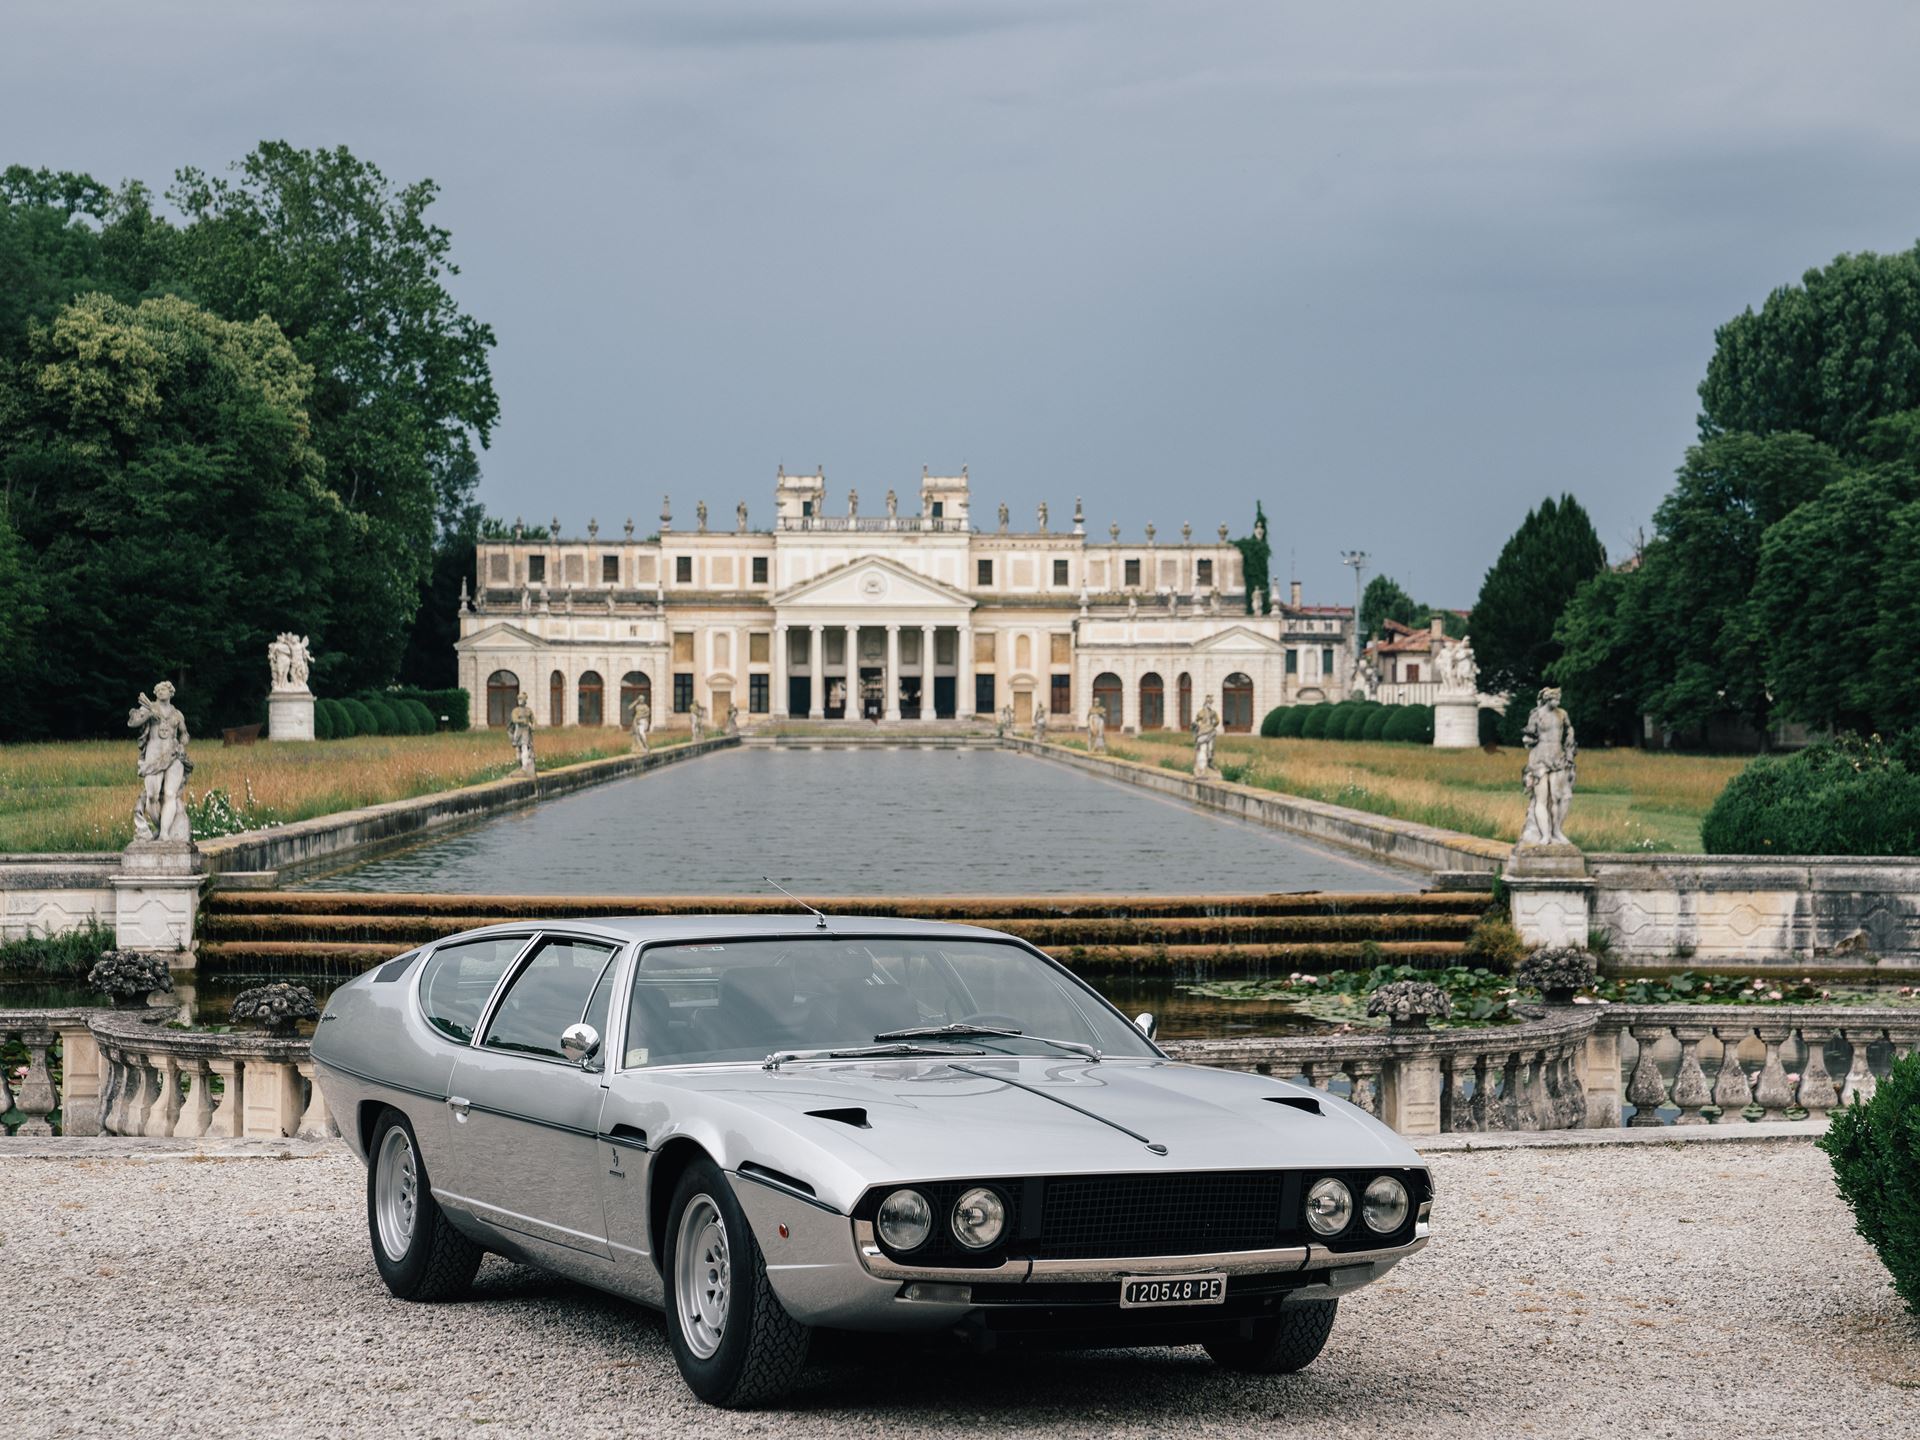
[[1032, 1172, 1291, 1258]]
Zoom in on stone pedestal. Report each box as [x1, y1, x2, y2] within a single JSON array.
[[1433, 696, 1479, 748], [113, 840, 203, 961], [1504, 844, 1594, 950], [1380, 1044, 1442, 1135], [267, 688, 316, 741]]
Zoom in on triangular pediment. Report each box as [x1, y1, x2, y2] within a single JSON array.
[[1189, 624, 1287, 654], [455, 622, 546, 651], [774, 555, 973, 612]]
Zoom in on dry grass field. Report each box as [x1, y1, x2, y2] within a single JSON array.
[[1077, 732, 1747, 852], [0, 729, 671, 853]]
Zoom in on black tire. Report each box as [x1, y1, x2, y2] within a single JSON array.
[[662, 1157, 810, 1407], [1203, 1298, 1338, 1373], [366, 1107, 483, 1301]]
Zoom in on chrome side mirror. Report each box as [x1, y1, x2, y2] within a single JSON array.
[[1134, 1011, 1158, 1041], [560, 1023, 602, 1068]]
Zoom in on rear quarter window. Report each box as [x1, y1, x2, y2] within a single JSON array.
[[418, 935, 530, 1042]]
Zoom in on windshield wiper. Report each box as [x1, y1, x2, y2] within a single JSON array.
[[873, 1024, 1102, 1062], [762, 1041, 986, 1071]]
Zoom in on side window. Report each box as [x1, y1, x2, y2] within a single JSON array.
[[419, 935, 530, 1042], [483, 936, 619, 1059]]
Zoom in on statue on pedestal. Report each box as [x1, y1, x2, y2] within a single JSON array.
[[507, 691, 536, 776], [1037, 501, 1048, 533], [725, 702, 740, 737], [848, 488, 859, 519], [997, 502, 1009, 534], [1191, 696, 1221, 778], [128, 682, 193, 842], [1437, 638, 1478, 697], [736, 500, 749, 533], [1519, 687, 1577, 846], [267, 634, 312, 692], [1032, 703, 1048, 742], [690, 700, 707, 743], [630, 697, 651, 754], [886, 489, 898, 519], [696, 500, 708, 533], [1127, 594, 1138, 619], [1088, 699, 1107, 753], [997, 702, 1013, 739]]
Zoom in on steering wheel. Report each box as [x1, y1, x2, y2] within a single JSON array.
[[955, 1012, 1026, 1030]]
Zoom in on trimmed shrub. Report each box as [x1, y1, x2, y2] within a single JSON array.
[[366, 698, 405, 735], [313, 700, 336, 741], [1701, 734, 1920, 856], [1324, 704, 1362, 741], [390, 685, 468, 730], [1478, 706, 1503, 746], [1272, 706, 1310, 738], [1361, 705, 1396, 741], [340, 698, 379, 737], [325, 698, 355, 739], [1259, 706, 1286, 738], [1381, 703, 1435, 743], [1300, 703, 1335, 739], [402, 698, 438, 734], [1821, 1051, 1920, 1314]]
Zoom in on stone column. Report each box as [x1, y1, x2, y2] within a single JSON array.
[[920, 624, 936, 719], [244, 1059, 304, 1138], [56, 1023, 104, 1136], [773, 624, 789, 718], [1380, 1041, 1441, 1135], [884, 625, 901, 721], [844, 624, 859, 717], [205, 1057, 243, 1139], [808, 625, 824, 719], [957, 624, 975, 719], [295, 1059, 334, 1140]]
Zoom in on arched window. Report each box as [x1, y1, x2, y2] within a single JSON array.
[[1092, 672, 1124, 729], [578, 670, 605, 727], [549, 670, 565, 728], [486, 670, 520, 728], [1177, 672, 1193, 731], [1223, 672, 1254, 732], [1015, 634, 1033, 672], [620, 671, 651, 726], [1139, 672, 1165, 731]]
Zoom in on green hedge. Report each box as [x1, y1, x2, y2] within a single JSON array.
[[390, 685, 469, 731], [1382, 703, 1435, 743], [1822, 1051, 1920, 1314], [1361, 705, 1396, 741], [340, 698, 379, 737], [320, 698, 353, 738], [1259, 706, 1286, 738], [1300, 703, 1334, 739], [1701, 735, 1920, 856], [313, 700, 336, 740], [1272, 706, 1310, 738], [401, 698, 437, 734]]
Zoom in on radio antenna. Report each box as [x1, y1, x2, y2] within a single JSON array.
[[764, 876, 829, 929]]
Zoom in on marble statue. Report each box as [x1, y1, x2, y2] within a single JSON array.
[[1519, 687, 1577, 846], [725, 701, 740, 737], [886, 489, 898, 519], [630, 697, 651, 754], [690, 700, 707, 743], [1037, 501, 1048, 532], [696, 500, 708, 533], [128, 682, 193, 842], [829, 680, 847, 714], [1168, 591, 1181, 618], [997, 702, 1013, 739], [1032, 703, 1048, 742], [267, 633, 311, 692], [736, 500, 749, 533], [1088, 698, 1107, 753], [1191, 696, 1221, 778], [1127, 594, 1138, 619], [848, 488, 859, 518], [997, 502, 1009, 533], [1207, 588, 1220, 616], [507, 691, 536, 776], [1437, 638, 1478, 696]]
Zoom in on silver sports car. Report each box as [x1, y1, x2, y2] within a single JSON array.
[[311, 914, 1432, 1406]]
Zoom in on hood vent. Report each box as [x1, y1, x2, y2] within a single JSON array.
[[807, 1107, 871, 1130], [1266, 1095, 1322, 1116]]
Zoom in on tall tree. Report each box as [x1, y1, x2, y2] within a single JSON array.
[[1471, 495, 1607, 714], [1699, 244, 1920, 456], [1546, 566, 1644, 745], [165, 142, 498, 690], [1233, 501, 1271, 612], [0, 500, 44, 735], [1359, 574, 1421, 641]]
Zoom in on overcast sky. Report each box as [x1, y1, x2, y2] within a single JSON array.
[[8, 2, 1920, 605]]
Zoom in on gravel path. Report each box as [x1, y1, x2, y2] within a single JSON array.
[[3, 1140, 1912, 1439]]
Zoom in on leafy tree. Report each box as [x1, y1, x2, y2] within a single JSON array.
[[1699, 244, 1920, 456], [0, 292, 344, 737], [1359, 575, 1421, 642], [0, 501, 45, 734], [1471, 495, 1607, 713], [1546, 567, 1643, 746], [399, 494, 482, 690], [1233, 501, 1270, 613]]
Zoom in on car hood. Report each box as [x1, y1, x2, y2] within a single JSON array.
[[641, 1055, 1419, 1188]]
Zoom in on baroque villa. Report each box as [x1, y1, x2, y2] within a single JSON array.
[[456, 468, 1354, 733]]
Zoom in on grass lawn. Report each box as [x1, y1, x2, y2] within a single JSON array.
[[0, 728, 682, 853], [1064, 732, 1747, 852]]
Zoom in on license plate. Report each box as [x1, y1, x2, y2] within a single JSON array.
[[1118, 1273, 1227, 1308]]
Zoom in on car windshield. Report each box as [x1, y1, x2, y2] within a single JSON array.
[[621, 935, 1158, 1068]]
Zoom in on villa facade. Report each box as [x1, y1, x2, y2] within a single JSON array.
[[455, 468, 1354, 733]]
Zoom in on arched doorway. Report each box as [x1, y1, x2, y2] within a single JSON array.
[[486, 670, 519, 728], [548, 669, 565, 728], [578, 670, 605, 727], [1223, 672, 1254, 732], [619, 671, 651, 726], [1092, 672, 1123, 730], [1177, 672, 1193, 731], [1139, 672, 1165, 731]]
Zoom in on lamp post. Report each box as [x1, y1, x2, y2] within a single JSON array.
[[1341, 550, 1368, 691]]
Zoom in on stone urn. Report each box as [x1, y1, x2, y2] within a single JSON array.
[[1366, 980, 1452, 1030], [86, 950, 175, 1009], [229, 982, 320, 1035], [1516, 947, 1600, 1005]]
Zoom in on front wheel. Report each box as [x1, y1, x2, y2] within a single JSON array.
[[366, 1108, 482, 1301], [663, 1158, 810, 1407], [1203, 1298, 1338, 1373]]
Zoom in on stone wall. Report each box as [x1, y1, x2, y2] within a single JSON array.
[[0, 856, 119, 941]]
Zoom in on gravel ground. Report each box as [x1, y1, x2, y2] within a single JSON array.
[[2, 1139, 1913, 1439]]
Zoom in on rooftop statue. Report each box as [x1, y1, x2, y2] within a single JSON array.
[[1037, 500, 1049, 532], [128, 681, 193, 842], [886, 489, 898, 518], [696, 500, 708, 533], [737, 500, 748, 533], [997, 502, 1009, 533], [1519, 687, 1576, 847]]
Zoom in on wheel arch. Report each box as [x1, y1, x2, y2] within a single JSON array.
[[647, 1135, 721, 1265]]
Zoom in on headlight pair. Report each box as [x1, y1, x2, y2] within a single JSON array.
[[875, 1185, 1006, 1252], [1304, 1174, 1410, 1237]]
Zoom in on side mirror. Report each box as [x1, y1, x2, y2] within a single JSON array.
[[1134, 1011, 1158, 1041], [560, 1022, 602, 1068]]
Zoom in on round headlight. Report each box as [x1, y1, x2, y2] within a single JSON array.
[[1304, 1177, 1353, 1237], [1363, 1175, 1410, 1234], [876, 1188, 933, 1251], [951, 1187, 1007, 1250]]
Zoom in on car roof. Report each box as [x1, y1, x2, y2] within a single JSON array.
[[431, 913, 1019, 946]]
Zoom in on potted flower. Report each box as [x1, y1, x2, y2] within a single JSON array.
[[86, 951, 175, 1009], [229, 982, 320, 1035], [1366, 979, 1453, 1030], [1516, 947, 1600, 1005]]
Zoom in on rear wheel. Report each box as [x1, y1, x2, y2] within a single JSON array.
[[1203, 1299, 1338, 1373], [662, 1157, 810, 1407], [366, 1108, 482, 1301]]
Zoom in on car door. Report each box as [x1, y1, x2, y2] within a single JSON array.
[[446, 933, 624, 1260]]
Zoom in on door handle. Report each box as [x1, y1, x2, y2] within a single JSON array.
[[447, 1096, 471, 1121]]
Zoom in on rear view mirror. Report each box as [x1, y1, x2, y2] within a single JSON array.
[[561, 1023, 602, 1067]]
